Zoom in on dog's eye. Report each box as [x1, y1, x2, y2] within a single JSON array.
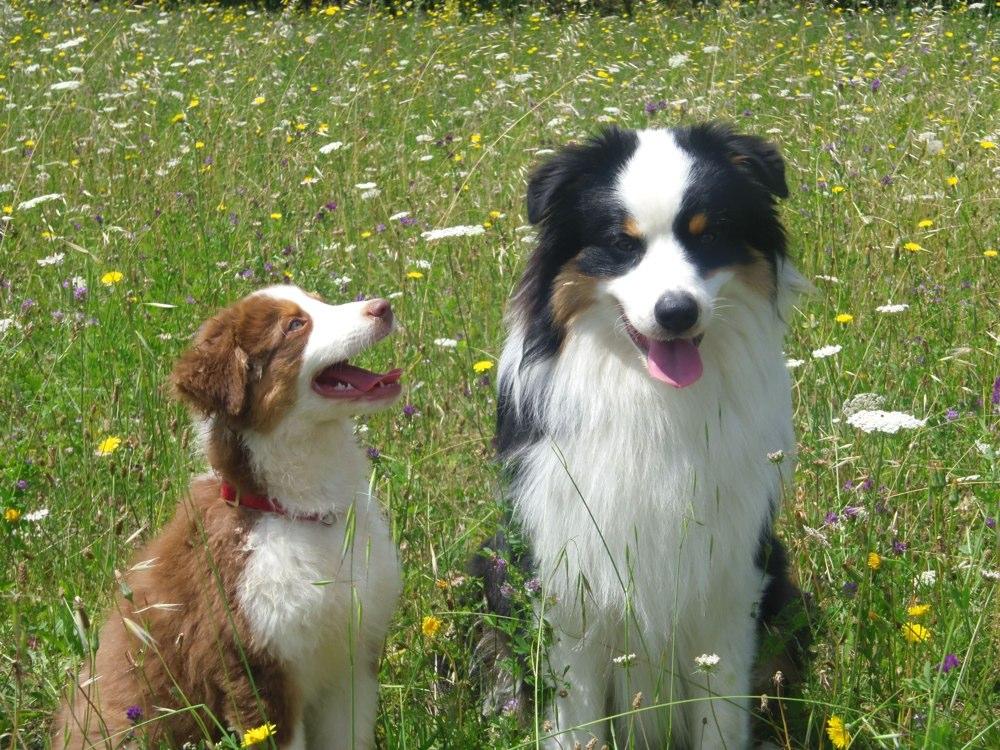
[[286, 317, 307, 332], [614, 233, 642, 251]]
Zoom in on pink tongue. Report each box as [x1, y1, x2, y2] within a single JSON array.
[[326, 365, 402, 392], [646, 339, 703, 388]]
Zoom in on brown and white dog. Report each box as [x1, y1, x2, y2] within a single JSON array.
[[52, 286, 403, 749]]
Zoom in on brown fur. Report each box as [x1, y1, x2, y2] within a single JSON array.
[[53, 294, 318, 748], [734, 247, 777, 297], [52, 478, 298, 748], [687, 212, 708, 237], [550, 263, 598, 331], [621, 215, 642, 238]]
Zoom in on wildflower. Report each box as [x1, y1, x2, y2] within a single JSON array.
[[901, 622, 931, 643], [693, 653, 720, 672], [842, 581, 858, 598], [24, 508, 49, 522], [824, 511, 839, 526], [188, 98, 199, 109], [434, 338, 458, 349], [421, 615, 442, 638], [406, 271, 424, 280], [917, 219, 934, 229], [811, 344, 841, 359], [946, 176, 959, 186], [915, 570, 937, 587], [980, 140, 997, 150], [241, 723, 277, 746], [37, 252, 65, 267], [252, 96, 266, 105], [785, 358, 805, 369], [501, 696, 520, 715], [876, 303, 908, 313], [939, 653, 960, 673], [835, 313, 854, 324], [826, 715, 850, 748], [319, 141, 344, 154], [766, 450, 785, 464], [17, 193, 62, 211], [831, 185, 845, 194], [993, 376, 1000, 407], [95, 436, 122, 456], [402, 404, 417, 418], [613, 653, 636, 666], [100, 271, 124, 286], [903, 242, 923, 252], [50, 81, 82, 92], [985, 249, 998, 258], [867, 552, 881, 570], [366, 447, 380, 460], [846, 410, 926, 434], [4, 508, 20, 523], [171, 113, 186, 124], [126, 705, 143, 723], [668, 52, 689, 68], [472, 360, 494, 374], [945, 408, 959, 421], [907, 603, 930, 617], [269, 212, 282, 220], [421, 225, 485, 241]]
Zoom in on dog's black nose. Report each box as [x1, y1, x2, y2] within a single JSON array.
[[654, 292, 700, 334]]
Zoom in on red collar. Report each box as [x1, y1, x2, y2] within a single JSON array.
[[220, 482, 336, 526]]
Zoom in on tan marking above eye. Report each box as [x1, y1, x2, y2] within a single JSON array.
[[622, 216, 642, 238], [688, 213, 708, 237]]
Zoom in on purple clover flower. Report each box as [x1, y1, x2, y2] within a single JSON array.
[[843, 506, 862, 520], [945, 408, 959, 421], [986, 517, 996, 530], [842, 581, 858, 598], [870, 78, 882, 92], [366, 447, 380, 460], [992, 376, 1000, 408], [399, 216, 417, 227], [125, 705, 143, 723], [15, 479, 28, 491], [824, 511, 839, 526], [938, 654, 960, 673], [892, 539, 908, 555], [402, 403, 417, 418], [499, 582, 515, 599], [525, 577, 541, 594]]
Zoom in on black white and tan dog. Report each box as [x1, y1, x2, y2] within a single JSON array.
[[481, 124, 810, 749]]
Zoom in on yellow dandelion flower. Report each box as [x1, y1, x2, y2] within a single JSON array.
[[984, 249, 998, 258], [421, 615, 442, 638], [188, 97, 200, 109], [907, 603, 931, 617], [171, 113, 186, 124], [488, 210, 502, 220], [241, 723, 277, 746], [360, 230, 372, 239], [472, 360, 494, 374], [252, 96, 266, 105], [946, 176, 959, 186], [835, 313, 854, 324], [917, 219, 934, 229], [831, 185, 845, 194], [470, 133, 481, 144], [867, 552, 881, 570], [2, 205, 13, 215], [826, 715, 850, 748], [903, 242, 923, 253], [323, 5, 339, 14], [95, 436, 122, 456], [901, 622, 931, 643], [4, 508, 21, 523], [979, 140, 996, 150], [269, 212, 282, 220], [406, 271, 424, 279], [101, 271, 124, 286], [194, 141, 205, 149]]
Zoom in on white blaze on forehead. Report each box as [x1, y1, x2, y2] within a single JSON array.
[[615, 129, 694, 236]]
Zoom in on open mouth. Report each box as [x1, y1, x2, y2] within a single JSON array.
[[622, 316, 704, 389], [312, 362, 403, 401]]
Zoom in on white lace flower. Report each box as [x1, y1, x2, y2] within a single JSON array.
[[846, 410, 926, 434], [876, 303, 909, 313], [694, 653, 720, 670], [421, 225, 485, 241], [811, 344, 842, 359]]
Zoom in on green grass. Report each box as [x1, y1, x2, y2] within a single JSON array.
[[2, 1, 998, 747]]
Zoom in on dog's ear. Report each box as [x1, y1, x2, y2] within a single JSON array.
[[526, 152, 578, 225], [725, 132, 789, 200], [171, 313, 249, 417]]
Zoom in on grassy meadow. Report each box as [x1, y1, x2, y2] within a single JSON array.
[[2, 1, 998, 747]]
